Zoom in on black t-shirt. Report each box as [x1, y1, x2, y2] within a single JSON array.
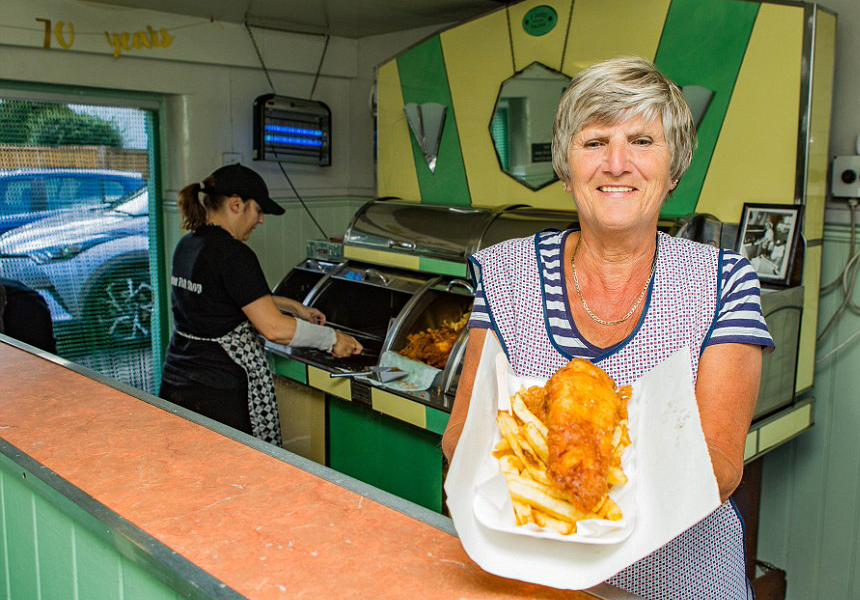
[[161, 225, 271, 389]]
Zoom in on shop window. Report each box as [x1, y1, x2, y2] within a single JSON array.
[[0, 95, 163, 393]]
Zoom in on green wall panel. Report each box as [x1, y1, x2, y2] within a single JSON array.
[[5, 471, 39, 600], [419, 256, 468, 277], [76, 525, 123, 600], [0, 449, 232, 600], [328, 398, 444, 512], [124, 559, 181, 600], [758, 226, 860, 600], [396, 36, 472, 206], [655, 0, 759, 217], [425, 406, 451, 435], [270, 354, 308, 384], [0, 472, 6, 600], [35, 497, 76, 599]]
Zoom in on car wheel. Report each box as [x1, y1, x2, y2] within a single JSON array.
[[87, 262, 153, 345]]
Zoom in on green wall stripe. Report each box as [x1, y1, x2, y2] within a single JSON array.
[[655, 0, 759, 217], [418, 257, 468, 277], [270, 354, 308, 384], [396, 36, 472, 206], [425, 406, 450, 435]]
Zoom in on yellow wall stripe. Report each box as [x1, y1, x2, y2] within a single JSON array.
[[797, 244, 821, 391], [343, 246, 421, 270], [696, 3, 802, 220], [563, 0, 670, 73], [376, 61, 421, 200], [744, 430, 758, 462], [308, 366, 351, 401], [759, 403, 812, 451], [371, 388, 427, 429]]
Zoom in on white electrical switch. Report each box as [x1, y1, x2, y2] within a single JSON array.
[[832, 156, 860, 198]]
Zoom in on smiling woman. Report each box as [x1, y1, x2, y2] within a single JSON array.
[[443, 56, 774, 600]]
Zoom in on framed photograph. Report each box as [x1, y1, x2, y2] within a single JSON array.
[[736, 203, 803, 286]]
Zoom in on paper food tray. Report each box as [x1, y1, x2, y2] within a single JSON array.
[[472, 353, 638, 544], [444, 332, 721, 590]]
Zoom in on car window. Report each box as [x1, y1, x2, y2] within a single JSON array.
[[103, 180, 128, 202], [0, 179, 36, 214], [44, 177, 105, 210]]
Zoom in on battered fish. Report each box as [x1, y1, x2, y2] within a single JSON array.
[[545, 359, 628, 513]]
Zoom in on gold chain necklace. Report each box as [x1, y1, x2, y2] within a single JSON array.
[[571, 239, 659, 327]]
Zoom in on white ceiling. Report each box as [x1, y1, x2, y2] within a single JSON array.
[[86, 0, 505, 38]]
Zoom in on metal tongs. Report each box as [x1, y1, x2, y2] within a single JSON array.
[[329, 366, 409, 383]]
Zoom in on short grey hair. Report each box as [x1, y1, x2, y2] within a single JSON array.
[[551, 56, 696, 184]]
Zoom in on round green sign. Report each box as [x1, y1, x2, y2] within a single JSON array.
[[522, 6, 558, 36]]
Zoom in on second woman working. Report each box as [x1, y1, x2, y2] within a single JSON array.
[[160, 164, 362, 445]]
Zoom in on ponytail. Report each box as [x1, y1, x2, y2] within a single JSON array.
[[177, 176, 226, 231]]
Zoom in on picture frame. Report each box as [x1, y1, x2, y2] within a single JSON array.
[[736, 203, 803, 286]]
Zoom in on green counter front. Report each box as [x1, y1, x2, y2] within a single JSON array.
[[270, 353, 450, 513]]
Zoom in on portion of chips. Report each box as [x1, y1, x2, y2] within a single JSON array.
[[494, 385, 630, 535], [400, 314, 469, 368]]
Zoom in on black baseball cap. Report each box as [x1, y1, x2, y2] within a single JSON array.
[[204, 164, 284, 215]]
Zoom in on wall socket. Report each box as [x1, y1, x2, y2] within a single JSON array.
[[832, 155, 860, 198], [222, 152, 243, 165]]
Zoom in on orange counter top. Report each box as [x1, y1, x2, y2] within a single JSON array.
[[0, 339, 637, 599]]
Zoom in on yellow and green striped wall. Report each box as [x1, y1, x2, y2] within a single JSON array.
[[376, 0, 835, 393]]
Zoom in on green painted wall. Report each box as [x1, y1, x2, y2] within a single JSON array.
[[0, 452, 198, 600], [655, 0, 759, 217], [757, 224, 860, 599], [396, 36, 472, 206], [327, 398, 444, 512]]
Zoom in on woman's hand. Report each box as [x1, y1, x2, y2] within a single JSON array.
[[331, 330, 363, 357], [273, 296, 326, 324], [296, 305, 326, 325]]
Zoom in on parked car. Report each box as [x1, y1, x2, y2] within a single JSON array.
[[0, 186, 152, 344], [0, 168, 144, 235]]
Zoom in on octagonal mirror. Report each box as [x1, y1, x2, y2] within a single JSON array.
[[490, 62, 571, 191]]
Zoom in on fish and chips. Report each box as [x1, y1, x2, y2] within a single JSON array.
[[494, 358, 632, 535]]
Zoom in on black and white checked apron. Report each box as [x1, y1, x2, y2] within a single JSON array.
[[177, 321, 282, 446]]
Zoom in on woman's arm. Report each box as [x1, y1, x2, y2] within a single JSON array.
[[242, 295, 361, 357], [695, 342, 763, 502], [272, 295, 326, 324], [442, 327, 489, 461]]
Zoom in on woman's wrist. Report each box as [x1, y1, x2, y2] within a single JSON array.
[[288, 318, 336, 351]]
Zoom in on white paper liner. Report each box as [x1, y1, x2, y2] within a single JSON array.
[[472, 357, 639, 543], [444, 333, 721, 590]]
